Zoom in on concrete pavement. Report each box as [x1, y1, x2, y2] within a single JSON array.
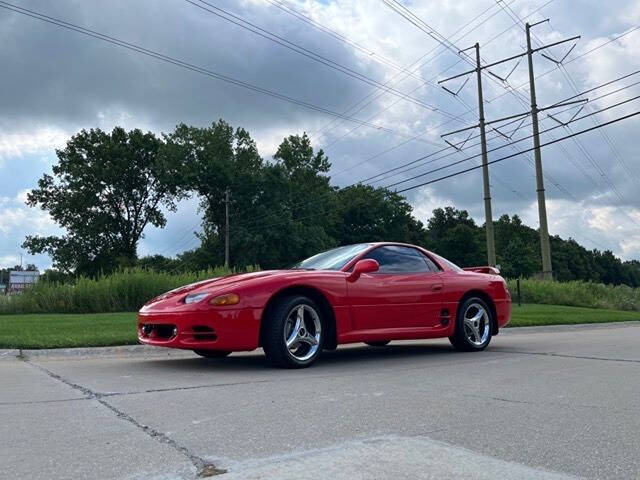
[[1, 322, 639, 479]]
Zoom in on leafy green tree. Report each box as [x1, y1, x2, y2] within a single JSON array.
[[23, 127, 184, 275], [425, 207, 484, 266], [498, 237, 538, 278], [183, 131, 338, 269], [336, 184, 425, 245], [245, 133, 338, 267], [164, 120, 266, 268], [137, 254, 181, 272]]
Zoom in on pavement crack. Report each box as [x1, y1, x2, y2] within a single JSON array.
[[0, 397, 90, 406], [24, 360, 227, 478], [501, 350, 640, 364], [100, 378, 275, 398]]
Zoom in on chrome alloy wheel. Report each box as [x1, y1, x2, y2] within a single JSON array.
[[283, 304, 322, 362], [463, 302, 490, 347]]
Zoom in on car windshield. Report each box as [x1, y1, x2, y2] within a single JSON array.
[[290, 244, 372, 271]]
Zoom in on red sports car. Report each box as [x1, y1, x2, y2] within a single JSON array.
[[138, 243, 511, 368]]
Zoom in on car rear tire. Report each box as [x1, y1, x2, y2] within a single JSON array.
[[193, 349, 231, 358], [449, 297, 493, 352], [365, 341, 390, 347], [262, 295, 325, 368]]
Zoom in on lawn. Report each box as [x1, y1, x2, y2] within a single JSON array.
[[0, 312, 138, 349], [508, 303, 640, 327], [1, 304, 638, 349]]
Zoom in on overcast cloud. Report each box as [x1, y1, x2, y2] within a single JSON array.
[[0, 0, 639, 269]]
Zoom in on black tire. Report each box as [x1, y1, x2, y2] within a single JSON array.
[[449, 296, 493, 352], [365, 341, 390, 347], [262, 295, 325, 368], [193, 349, 231, 358]]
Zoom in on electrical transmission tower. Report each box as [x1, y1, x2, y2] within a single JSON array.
[[438, 21, 580, 278]]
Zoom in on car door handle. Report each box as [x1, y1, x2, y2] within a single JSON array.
[[432, 284, 442, 291]]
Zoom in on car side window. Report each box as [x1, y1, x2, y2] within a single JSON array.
[[420, 253, 441, 272], [362, 246, 434, 273]]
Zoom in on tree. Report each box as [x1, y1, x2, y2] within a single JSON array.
[[248, 133, 337, 267], [23, 127, 184, 275], [164, 120, 265, 268], [336, 184, 425, 245], [137, 254, 181, 272], [425, 207, 484, 267], [167, 127, 340, 269]]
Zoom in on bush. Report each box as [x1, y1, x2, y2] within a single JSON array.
[[3, 270, 639, 315], [0, 266, 257, 315], [507, 278, 640, 311]]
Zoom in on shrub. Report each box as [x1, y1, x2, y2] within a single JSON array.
[[0, 266, 257, 315], [507, 278, 640, 311]]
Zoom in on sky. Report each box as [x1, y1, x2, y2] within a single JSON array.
[[0, 0, 639, 270]]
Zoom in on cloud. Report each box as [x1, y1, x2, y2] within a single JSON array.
[[0, 126, 69, 162], [1, 0, 640, 266], [0, 190, 58, 236]]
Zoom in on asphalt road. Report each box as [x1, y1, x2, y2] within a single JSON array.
[[1, 322, 639, 480]]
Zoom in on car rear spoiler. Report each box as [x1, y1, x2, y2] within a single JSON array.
[[462, 266, 501, 275]]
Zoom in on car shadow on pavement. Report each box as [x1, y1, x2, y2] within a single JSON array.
[[141, 342, 460, 373]]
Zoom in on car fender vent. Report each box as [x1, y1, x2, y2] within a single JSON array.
[[440, 309, 450, 326]]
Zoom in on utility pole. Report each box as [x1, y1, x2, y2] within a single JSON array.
[[224, 187, 230, 268], [526, 21, 553, 280], [438, 42, 497, 267], [474, 43, 496, 267], [438, 25, 579, 278]]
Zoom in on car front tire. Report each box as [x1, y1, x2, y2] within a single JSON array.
[[449, 297, 493, 351], [263, 295, 325, 368]]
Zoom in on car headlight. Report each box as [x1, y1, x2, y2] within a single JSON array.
[[183, 292, 209, 304], [209, 293, 240, 306]]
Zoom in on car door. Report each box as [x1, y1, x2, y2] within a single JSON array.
[[346, 246, 444, 331]]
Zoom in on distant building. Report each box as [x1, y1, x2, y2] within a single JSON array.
[[0, 283, 6, 295], [8, 270, 40, 295]]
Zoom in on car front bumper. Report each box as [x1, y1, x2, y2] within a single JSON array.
[[137, 307, 263, 351]]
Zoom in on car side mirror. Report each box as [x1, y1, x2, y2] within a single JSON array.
[[347, 259, 379, 282]]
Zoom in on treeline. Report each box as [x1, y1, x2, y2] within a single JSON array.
[[22, 120, 640, 286]]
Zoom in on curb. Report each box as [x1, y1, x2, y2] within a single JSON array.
[[0, 344, 194, 361], [2, 321, 638, 360]]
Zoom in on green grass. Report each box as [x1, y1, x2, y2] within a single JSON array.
[[508, 303, 640, 327], [0, 312, 138, 349], [1, 304, 638, 350], [0, 266, 257, 315], [506, 278, 640, 311]]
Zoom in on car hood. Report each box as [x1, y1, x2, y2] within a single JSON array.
[[142, 270, 304, 308]]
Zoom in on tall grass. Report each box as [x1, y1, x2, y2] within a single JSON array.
[[3, 270, 640, 315], [0, 266, 251, 315], [507, 278, 640, 311]]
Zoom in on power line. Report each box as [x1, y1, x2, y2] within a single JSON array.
[[361, 71, 640, 186], [227, 94, 639, 236], [167, 73, 640, 266], [226, 83, 640, 237], [384, 94, 640, 190], [0, 1, 423, 139], [165, 94, 636, 268], [222, 108, 639, 248], [185, 0, 464, 120], [325, 0, 555, 179], [307, 0, 546, 148], [493, 1, 637, 200], [485, 25, 640, 103], [394, 110, 640, 193]]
